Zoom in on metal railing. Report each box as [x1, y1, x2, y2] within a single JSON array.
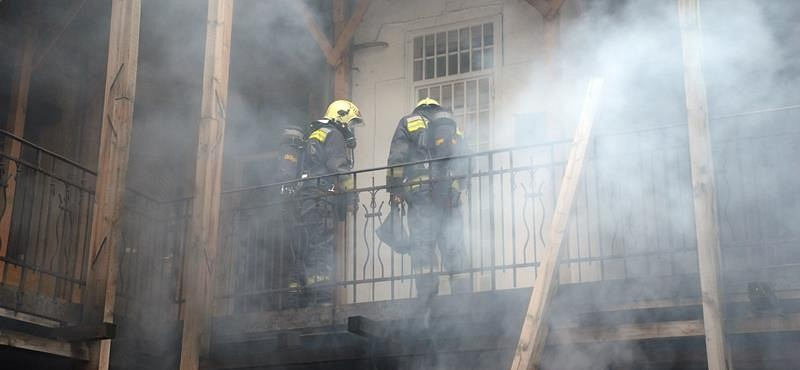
[[207, 110, 800, 314], [116, 191, 191, 321], [0, 129, 96, 323]]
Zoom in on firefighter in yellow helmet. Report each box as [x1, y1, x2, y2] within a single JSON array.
[[385, 98, 470, 300], [289, 99, 362, 307]]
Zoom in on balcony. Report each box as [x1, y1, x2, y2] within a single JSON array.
[[2, 111, 799, 370]]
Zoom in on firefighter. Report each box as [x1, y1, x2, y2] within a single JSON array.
[[295, 99, 362, 306], [387, 98, 470, 299]]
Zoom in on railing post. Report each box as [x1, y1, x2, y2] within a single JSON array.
[[179, 0, 233, 369], [80, 0, 142, 369]]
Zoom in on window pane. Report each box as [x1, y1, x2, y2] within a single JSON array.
[[447, 30, 458, 52], [425, 58, 435, 79], [472, 50, 482, 71], [441, 84, 453, 108], [459, 28, 470, 50], [466, 112, 477, 139], [436, 32, 446, 54], [413, 36, 423, 59], [436, 56, 446, 78], [466, 80, 477, 113], [460, 52, 470, 74], [454, 82, 465, 112], [418, 88, 428, 101], [483, 23, 494, 46], [471, 26, 482, 49], [479, 111, 490, 129], [448, 53, 458, 76], [414, 60, 423, 81], [483, 47, 494, 69], [479, 78, 490, 110], [430, 86, 441, 101], [425, 34, 435, 57]]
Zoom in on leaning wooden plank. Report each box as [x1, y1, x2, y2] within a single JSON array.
[[179, 1, 234, 370], [677, 1, 731, 370], [509, 78, 604, 370], [80, 0, 142, 369]]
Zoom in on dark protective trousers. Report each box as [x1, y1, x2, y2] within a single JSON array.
[[406, 185, 469, 298], [294, 188, 337, 305]]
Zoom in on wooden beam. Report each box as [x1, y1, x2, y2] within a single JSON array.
[[294, 0, 371, 69], [549, 313, 800, 345], [0, 24, 35, 281], [80, 0, 142, 369], [526, 0, 568, 20], [329, 0, 371, 67], [509, 78, 604, 370], [525, 0, 550, 16], [179, 0, 234, 369], [293, 0, 334, 62], [549, 320, 706, 345], [0, 316, 115, 342], [544, 0, 568, 19], [676, 1, 731, 370], [0, 329, 89, 361]]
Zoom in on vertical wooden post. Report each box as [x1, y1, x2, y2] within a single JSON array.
[[80, 0, 142, 369], [509, 79, 603, 370], [0, 25, 35, 280], [331, 0, 350, 305], [179, 0, 233, 369], [332, 0, 351, 100], [677, 1, 731, 370]]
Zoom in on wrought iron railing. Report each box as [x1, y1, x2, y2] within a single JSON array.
[[207, 109, 800, 314], [116, 191, 191, 320], [0, 129, 96, 323]]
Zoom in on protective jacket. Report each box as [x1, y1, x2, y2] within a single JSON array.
[[387, 107, 468, 195], [303, 120, 353, 187]]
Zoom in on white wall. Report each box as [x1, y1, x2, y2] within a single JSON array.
[[350, 0, 583, 172]]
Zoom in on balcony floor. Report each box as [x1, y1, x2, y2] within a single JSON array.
[[207, 264, 800, 370]]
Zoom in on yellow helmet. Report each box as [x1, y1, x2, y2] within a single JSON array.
[[324, 100, 363, 126], [415, 97, 440, 110]]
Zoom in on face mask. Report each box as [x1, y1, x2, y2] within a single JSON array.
[[339, 124, 357, 149]]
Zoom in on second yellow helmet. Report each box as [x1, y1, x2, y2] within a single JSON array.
[[415, 97, 440, 110], [324, 100, 363, 127]]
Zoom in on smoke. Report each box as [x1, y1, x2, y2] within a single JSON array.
[[2, 0, 798, 368]]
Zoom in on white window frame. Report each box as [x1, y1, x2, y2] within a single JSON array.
[[406, 16, 502, 151]]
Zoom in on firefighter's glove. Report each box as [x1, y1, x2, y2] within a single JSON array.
[[386, 176, 405, 204]]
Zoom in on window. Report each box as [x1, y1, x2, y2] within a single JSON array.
[[413, 23, 494, 82], [416, 77, 492, 151], [411, 21, 497, 152]]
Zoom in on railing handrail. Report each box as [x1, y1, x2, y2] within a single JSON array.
[[0, 152, 95, 193], [0, 128, 97, 175], [221, 103, 800, 197], [222, 138, 574, 195]]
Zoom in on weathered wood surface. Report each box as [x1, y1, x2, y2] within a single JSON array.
[[677, 1, 731, 370], [179, 0, 233, 369], [80, 0, 142, 369]]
